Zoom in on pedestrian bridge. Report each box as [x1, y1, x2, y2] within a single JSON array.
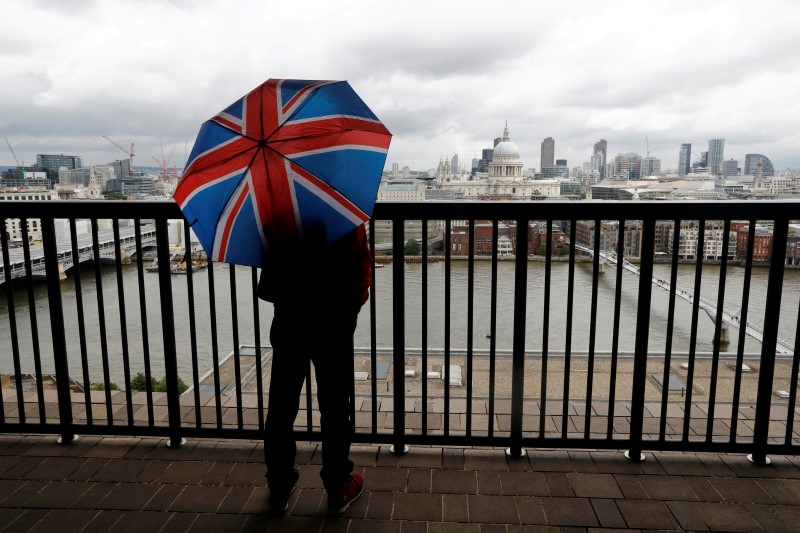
[[0, 223, 157, 285], [572, 242, 795, 356]]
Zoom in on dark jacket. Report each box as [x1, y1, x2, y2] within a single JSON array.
[[257, 224, 372, 315]]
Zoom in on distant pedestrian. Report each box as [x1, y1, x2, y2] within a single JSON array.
[[257, 223, 372, 515]]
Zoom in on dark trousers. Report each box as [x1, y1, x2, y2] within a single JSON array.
[[264, 305, 357, 493]]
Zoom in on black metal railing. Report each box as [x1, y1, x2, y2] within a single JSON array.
[[1, 199, 799, 464]]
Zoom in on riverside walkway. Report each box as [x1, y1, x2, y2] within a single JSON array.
[[1, 433, 800, 532]]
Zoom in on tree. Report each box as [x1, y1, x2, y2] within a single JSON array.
[[107, 192, 126, 200], [404, 238, 419, 256], [537, 243, 547, 256]]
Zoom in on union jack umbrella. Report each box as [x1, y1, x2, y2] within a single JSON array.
[[174, 78, 392, 268]]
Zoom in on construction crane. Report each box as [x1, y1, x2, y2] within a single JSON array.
[[102, 135, 135, 172], [152, 138, 176, 183], [4, 137, 24, 183]]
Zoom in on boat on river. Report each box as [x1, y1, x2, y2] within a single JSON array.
[[146, 247, 208, 274]]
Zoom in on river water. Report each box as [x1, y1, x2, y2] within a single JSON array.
[[1, 258, 798, 386]]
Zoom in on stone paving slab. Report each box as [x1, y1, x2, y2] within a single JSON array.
[[0, 434, 799, 531]]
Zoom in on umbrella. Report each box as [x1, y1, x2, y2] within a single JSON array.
[[173, 78, 392, 268]]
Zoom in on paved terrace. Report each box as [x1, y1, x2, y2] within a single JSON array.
[[2, 433, 800, 532]]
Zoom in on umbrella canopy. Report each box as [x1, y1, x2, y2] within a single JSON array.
[[174, 78, 392, 267]]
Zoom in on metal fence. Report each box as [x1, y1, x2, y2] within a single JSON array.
[[1, 199, 799, 464]]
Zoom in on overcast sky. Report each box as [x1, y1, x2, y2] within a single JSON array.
[[2, 0, 800, 175]]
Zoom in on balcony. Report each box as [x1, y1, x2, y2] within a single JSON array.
[[1, 199, 800, 530]]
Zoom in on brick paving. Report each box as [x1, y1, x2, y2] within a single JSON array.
[[1, 435, 800, 531]]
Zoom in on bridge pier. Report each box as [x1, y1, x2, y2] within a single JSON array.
[[119, 249, 132, 265], [57, 262, 67, 282], [716, 324, 730, 352]]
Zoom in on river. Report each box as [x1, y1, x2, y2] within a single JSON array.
[[1, 258, 798, 386]]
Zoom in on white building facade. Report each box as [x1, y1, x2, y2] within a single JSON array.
[[0, 187, 58, 244], [436, 124, 561, 199]]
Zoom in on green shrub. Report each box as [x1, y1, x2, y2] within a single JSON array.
[[130, 372, 188, 394], [91, 382, 118, 391]]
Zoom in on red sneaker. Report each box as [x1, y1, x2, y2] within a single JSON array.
[[327, 473, 364, 515]]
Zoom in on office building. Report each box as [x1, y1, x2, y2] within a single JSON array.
[[641, 156, 661, 177], [722, 159, 739, 178], [744, 154, 774, 177], [594, 139, 607, 179], [478, 148, 494, 174], [692, 151, 709, 173], [541, 137, 555, 168], [35, 154, 82, 183], [678, 143, 691, 176], [708, 138, 725, 176], [613, 153, 642, 180], [536, 165, 569, 180]]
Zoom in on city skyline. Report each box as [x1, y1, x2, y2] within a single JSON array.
[[2, 1, 800, 174], [3, 133, 781, 180]]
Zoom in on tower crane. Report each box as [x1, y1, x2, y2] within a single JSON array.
[[102, 135, 135, 172], [152, 138, 176, 183], [4, 137, 24, 183]]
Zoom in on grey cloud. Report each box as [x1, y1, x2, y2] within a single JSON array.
[[336, 29, 546, 80]]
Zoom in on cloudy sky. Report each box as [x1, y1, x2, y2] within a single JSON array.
[[2, 0, 800, 174]]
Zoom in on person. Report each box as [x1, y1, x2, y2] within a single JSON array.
[[257, 223, 372, 515]]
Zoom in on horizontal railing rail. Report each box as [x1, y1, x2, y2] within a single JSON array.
[[1, 199, 799, 464]]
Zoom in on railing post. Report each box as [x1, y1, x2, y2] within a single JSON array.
[[626, 218, 655, 462], [156, 218, 185, 448], [507, 219, 528, 459], [42, 217, 77, 444], [391, 220, 408, 455], [749, 218, 788, 466]]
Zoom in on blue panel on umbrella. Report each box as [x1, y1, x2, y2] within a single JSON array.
[[224, 195, 264, 267], [279, 79, 325, 109], [292, 180, 360, 246], [181, 171, 247, 252], [291, 82, 378, 122], [291, 150, 387, 215], [219, 97, 244, 121]]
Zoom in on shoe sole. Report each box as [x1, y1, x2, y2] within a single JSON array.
[[328, 487, 363, 516]]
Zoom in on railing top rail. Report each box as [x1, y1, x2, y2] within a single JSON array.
[[2, 199, 798, 221], [1, 199, 181, 219], [373, 200, 800, 221]]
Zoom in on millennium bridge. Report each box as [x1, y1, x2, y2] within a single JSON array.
[[573, 242, 796, 356]]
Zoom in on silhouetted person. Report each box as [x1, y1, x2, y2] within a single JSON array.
[[257, 223, 371, 515]]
